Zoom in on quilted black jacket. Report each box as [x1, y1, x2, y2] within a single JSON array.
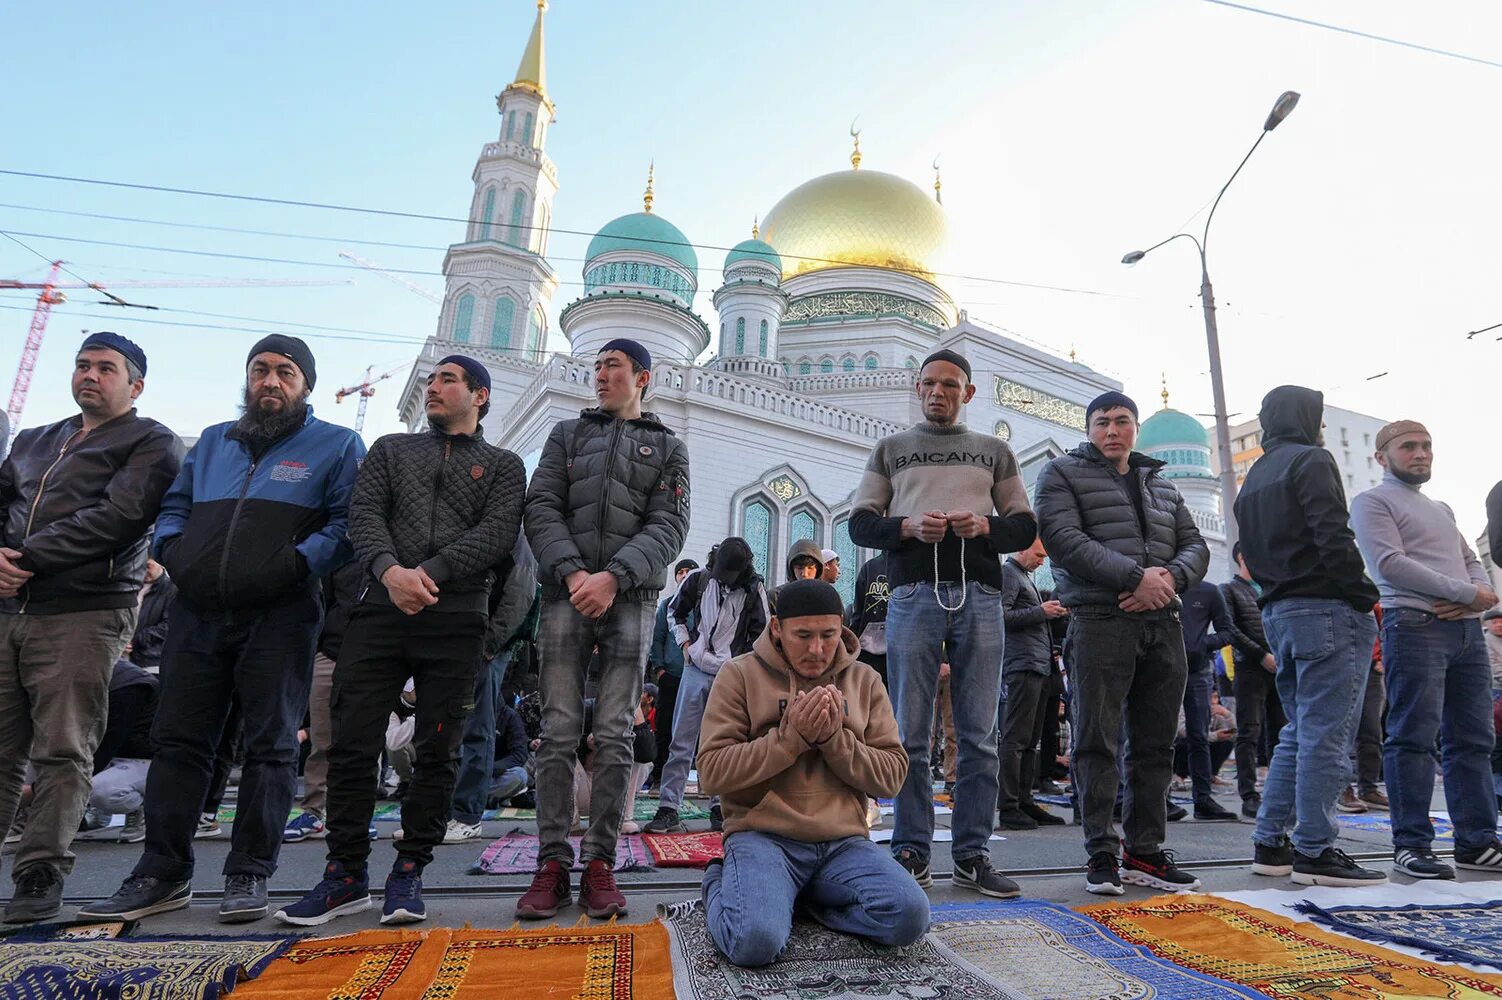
[[350, 426, 526, 614], [525, 408, 690, 603], [1001, 557, 1053, 676], [1035, 442, 1209, 611], [1219, 575, 1273, 664]]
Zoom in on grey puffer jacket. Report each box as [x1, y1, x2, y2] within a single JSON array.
[[1035, 442, 1209, 611], [525, 408, 690, 603]]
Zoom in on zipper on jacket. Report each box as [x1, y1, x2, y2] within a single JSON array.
[[18, 427, 83, 614], [217, 457, 261, 603], [595, 421, 624, 577], [428, 438, 452, 558]]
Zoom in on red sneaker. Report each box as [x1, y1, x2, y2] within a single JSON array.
[[578, 859, 627, 919], [515, 860, 572, 920]]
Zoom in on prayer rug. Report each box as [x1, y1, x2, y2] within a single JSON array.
[[219, 802, 402, 825], [929, 900, 1266, 998], [238, 930, 429, 1000], [1082, 893, 1502, 998], [1336, 810, 1455, 843], [643, 831, 722, 868], [1035, 793, 1074, 808], [0, 918, 133, 941], [660, 898, 1025, 1000], [0, 933, 294, 1000], [1293, 898, 1502, 971], [469, 832, 651, 874], [479, 797, 712, 822]]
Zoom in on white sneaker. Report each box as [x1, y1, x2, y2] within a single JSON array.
[[195, 813, 224, 839], [443, 820, 483, 844], [620, 820, 641, 835]]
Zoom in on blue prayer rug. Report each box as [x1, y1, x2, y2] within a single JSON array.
[[1293, 898, 1502, 970], [0, 933, 294, 1000], [1336, 811, 1456, 843]]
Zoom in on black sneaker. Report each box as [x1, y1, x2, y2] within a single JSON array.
[[3, 864, 63, 923], [219, 873, 268, 922], [893, 847, 932, 888], [1454, 838, 1502, 873], [1251, 838, 1293, 877], [1241, 795, 1262, 820], [996, 808, 1039, 831], [708, 804, 723, 832], [78, 874, 192, 920], [1292, 847, 1387, 887], [643, 806, 685, 834], [1166, 802, 1188, 822], [1194, 800, 1239, 822], [1020, 801, 1066, 826], [952, 854, 1021, 899], [1086, 852, 1124, 895], [1394, 846, 1456, 880], [1122, 849, 1201, 891]]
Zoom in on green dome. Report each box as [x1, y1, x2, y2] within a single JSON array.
[[586, 212, 698, 273], [724, 237, 781, 271], [1137, 408, 1210, 451]]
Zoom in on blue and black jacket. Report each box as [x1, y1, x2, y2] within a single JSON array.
[[152, 408, 365, 613]]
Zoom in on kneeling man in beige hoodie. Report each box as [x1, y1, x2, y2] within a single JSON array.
[[697, 579, 930, 967]]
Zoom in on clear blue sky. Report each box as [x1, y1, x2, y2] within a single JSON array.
[[5, 1, 1501, 538]]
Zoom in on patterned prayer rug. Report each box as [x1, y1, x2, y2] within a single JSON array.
[[929, 900, 1266, 998], [218, 802, 402, 825], [469, 832, 651, 874], [0, 919, 133, 941], [238, 930, 429, 1000], [483, 797, 711, 822], [0, 933, 294, 1000], [1293, 898, 1502, 971], [1083, 893, 1502, 998], [644, 831, 723, 868], [659, 898, 1025, 1000], [1336, 810, 1456, 844]]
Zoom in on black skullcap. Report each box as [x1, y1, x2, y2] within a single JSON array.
[[79, 331, 147, 377], [774, 579, 845, 620], [920, 348, 972, 381], [437, 354, 492, 393], [247, 334, 317, 390], [1086, 390, 1138, 420], [600, 338, 652, 372]]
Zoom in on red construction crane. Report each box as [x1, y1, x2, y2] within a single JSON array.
[[335, 362, 409, 435], [2, 263, 350, 431]]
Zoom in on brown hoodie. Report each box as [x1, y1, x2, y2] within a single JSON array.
[[697, 624, 907, 842]]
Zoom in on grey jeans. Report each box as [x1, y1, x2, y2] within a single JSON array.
[[0, 607, 135, 876], [535, 597, 653, 866], [658, 663, 714, 811]]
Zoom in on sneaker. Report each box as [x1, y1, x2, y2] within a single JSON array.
[[1335, 787, 1368, 814], [75, 815, 128, 842], [382, 858, 426, 924], [1394, 846, 1456, 880], [708, 804, 724, 832], [516, 860, 572, 919], [1085, 852, 1124, 895], [1455, 838, 1502, 873], [1122, 850, 1201, 891], [78, 874, 191, 920], [578, 859, 627, 919], [1358, 788, 1389, 811], [1292, 847, 1387, 887], [643, 806, 685, 835], [120, 809, 146, 844], [1241, 795, 1262, 820], [1020, 801, 1066, 826], [952, 855, 1021, 899], [443, 819, 483, 844], [274, 861, 372, 926], [1193, 800, 1239, 822], [1251, 837, 1294, 877], [893, 847, 932, 888], [3, 864, 63, 923], [1165, 802, 1188, 822], [369, 824, 379, 841], [996, 808, 1039, 831], [620, 820, 641, 835], [283, 811, 327, 843], [195, 813, 224, 839], [220, 873, 269, 923], [1037, 780, 1065, 796]]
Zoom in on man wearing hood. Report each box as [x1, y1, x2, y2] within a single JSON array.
[[785, 539, 823, 584], [1034, 391, 1208, 895], [646, 537, 769, 834], [1351, 421, 1502, 879], [696, 579, 926, 968], [1235, 385, 1385, 888]]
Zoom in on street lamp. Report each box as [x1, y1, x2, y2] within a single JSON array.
[[1121, 90, 1300, 554]]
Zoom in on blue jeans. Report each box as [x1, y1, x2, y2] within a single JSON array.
[[658, 663, 715, 811], [703, 831, 930, 967], [1253, 598, 1376, 857], [452, 650, 513, 825], [1382, 611, 1498, 851], [885, 580, 1003, 863]]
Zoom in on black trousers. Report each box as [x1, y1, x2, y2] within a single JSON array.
[[325, 605, 485, 872], [1232, 657, 1286, 802], [997, 670, 1051, 813], [1038, 668, 1066, 783], [652, 671, 680, 785]]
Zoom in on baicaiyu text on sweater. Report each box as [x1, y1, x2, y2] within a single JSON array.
[[848, 421, 1037, 589]]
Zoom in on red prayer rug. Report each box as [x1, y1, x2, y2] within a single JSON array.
[[643, 831, 723, 868]]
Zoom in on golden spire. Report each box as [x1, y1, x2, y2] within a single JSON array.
[[932, 155, 942, 205], [751, 216, 760, 239], [849, 118, 862, 171], [1069, 345, 1077, 363], [643, 161, 655, 214], [510, 0, 549, 102], [1161, 372, 1170, 410]]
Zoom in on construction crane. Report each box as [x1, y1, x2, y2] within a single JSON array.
[[338, 251, 442, 304], [2, 262, 351, 431], [334, 362, 409, 434]]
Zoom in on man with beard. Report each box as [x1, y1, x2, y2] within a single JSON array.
[[1351, 422, 1502, 879], [0, 333, 181, 923], [84, 335, 365, 923]]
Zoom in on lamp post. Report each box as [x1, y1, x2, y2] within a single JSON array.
[[1122, 90, 1300, 554]]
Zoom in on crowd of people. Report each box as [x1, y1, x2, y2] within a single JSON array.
[[3, 330, 1501, 967]]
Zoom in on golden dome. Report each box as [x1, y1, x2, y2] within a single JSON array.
[[759, 168, 949, 282]]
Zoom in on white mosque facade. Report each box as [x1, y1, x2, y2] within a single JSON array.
[[396, 3, 1229, 603]]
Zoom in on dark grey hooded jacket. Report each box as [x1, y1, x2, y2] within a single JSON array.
[[525, 407, 690, 602]]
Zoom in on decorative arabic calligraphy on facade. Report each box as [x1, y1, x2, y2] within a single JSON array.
[[783, 291, 945, 330], [993, 378, 1086, 432], [767, 475, 803, 501]]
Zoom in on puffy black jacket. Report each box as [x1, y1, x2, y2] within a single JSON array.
[[0, 409, 181, 615], [1001, 557, 1053, 676], [129, 570, 178, 668], [316, 559, 366, 662], [1035, 442, 1209, 610], [1220, 575, 1273, 665], [351, 426, 526, 614], [1232, 386, 1377, 612], [525, 408, 690, 602]]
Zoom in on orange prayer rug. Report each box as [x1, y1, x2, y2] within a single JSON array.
[[1081, 893, 1502, 999], [643, 831, 723, 868], [238, 922, 675, 1000]]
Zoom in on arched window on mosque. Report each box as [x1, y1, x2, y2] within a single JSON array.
[[741, 498, 773, 581], [864, 356, 878, 370], [505, 111, 516, 141], [798, 359, 812, 375], [480, 187, 496, 241], [735, 317, 745, 355], [842, 357, 856, 373], [758, 320, 768, 357], [527, 307, 545, 355], [820, 359, 834, 374], [905, 356, 918, 369], [523, 112, 535, 146], [509, 190, 528, 249], [789, 508, 819, 547], [490, 296, 515, 350], [451, 295, 474, 344], [832, 517, 858, 606]]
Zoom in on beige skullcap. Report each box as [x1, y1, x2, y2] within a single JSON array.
[[1375, 420, 1429, 451]]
